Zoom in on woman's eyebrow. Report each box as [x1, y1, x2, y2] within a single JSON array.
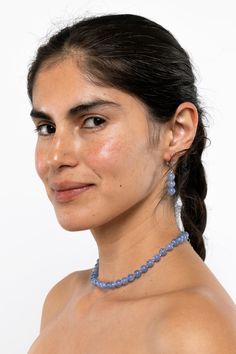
[[30, 99, 122, 120]]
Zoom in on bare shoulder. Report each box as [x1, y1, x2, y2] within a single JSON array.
[[39, 268, 91, 332], [153, 287, 236, 354]]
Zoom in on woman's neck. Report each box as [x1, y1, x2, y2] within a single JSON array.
[[90, 199, 180, 283]]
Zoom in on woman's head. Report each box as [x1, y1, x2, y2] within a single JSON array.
[[28, 13, 207, 260]]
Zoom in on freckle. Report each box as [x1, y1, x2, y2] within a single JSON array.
[[120, 185, 122, 187]]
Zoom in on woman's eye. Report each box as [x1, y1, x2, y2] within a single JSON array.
[[34, 124, 55, 136], [83, 116, 106, 129], [34, 117, 105, 136]]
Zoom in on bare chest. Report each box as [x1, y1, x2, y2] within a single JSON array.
[[28, 295, 161, 354]]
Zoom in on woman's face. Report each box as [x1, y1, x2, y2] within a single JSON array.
[[31, 57, 165, 231]]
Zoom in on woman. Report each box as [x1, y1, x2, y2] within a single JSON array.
[[27, 13, 236, 353]]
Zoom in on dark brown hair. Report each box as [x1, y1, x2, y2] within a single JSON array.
[[27, 13, 208, 260]]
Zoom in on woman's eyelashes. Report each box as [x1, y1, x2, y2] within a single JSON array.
[[82, 116, 106, 129], [34, 116, 107, 136], [34, 123, 55, 136]]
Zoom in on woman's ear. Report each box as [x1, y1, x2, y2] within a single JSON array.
[[163, 102, 198, 162]]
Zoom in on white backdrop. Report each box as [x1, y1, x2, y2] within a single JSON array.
[[0, 1, 235, 353]]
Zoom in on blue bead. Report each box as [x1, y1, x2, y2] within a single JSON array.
[[171, 239, 177, 247], [115, 280, 122, 287], [167, 171, 175, 181], [134, 270, 142, 278], [140, 265, 148, 273], [121, 278, 128, 285], [147, 259, 155, 267], [184, 232, 189, 241], [167, 180, 175, 188], [159, 248, 167, 256], [175, 236, 180, 243], [166, 243, 174, 251], [154, 254, 161, 262], [128, 274, 135, 282], [168, 187, 176, 196], [176, 233, 186, 244], [121, 277, 129, 285]]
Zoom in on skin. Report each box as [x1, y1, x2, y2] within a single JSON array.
[[28, 57, 236, 353]]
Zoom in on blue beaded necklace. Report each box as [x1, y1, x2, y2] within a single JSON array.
[[90, 230, 189, 289]]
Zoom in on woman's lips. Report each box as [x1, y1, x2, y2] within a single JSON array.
[[53, 184, 95, 202]]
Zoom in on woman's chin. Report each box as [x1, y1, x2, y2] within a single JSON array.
[[55, 214, 92, 232], [59, 221, 90, 231]]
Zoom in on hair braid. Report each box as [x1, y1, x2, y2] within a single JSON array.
[[175, 118, 208, 260]]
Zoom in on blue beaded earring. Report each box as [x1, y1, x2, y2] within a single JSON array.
[[167, 165, 176, 196]]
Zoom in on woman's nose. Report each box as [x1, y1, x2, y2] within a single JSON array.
[[46, 128, 79, 170]]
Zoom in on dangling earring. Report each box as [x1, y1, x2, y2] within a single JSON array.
[[167, 163, 176, 196]]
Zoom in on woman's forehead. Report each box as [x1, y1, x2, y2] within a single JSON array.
[[32, 58, 149, 115]]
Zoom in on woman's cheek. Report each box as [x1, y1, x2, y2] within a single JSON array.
[[87, 137, 127, 173], [35, 145, 47, 180]]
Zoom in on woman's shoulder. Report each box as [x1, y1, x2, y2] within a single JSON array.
[[153, 286, 236, 353], [39, 269, 92, 332]]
